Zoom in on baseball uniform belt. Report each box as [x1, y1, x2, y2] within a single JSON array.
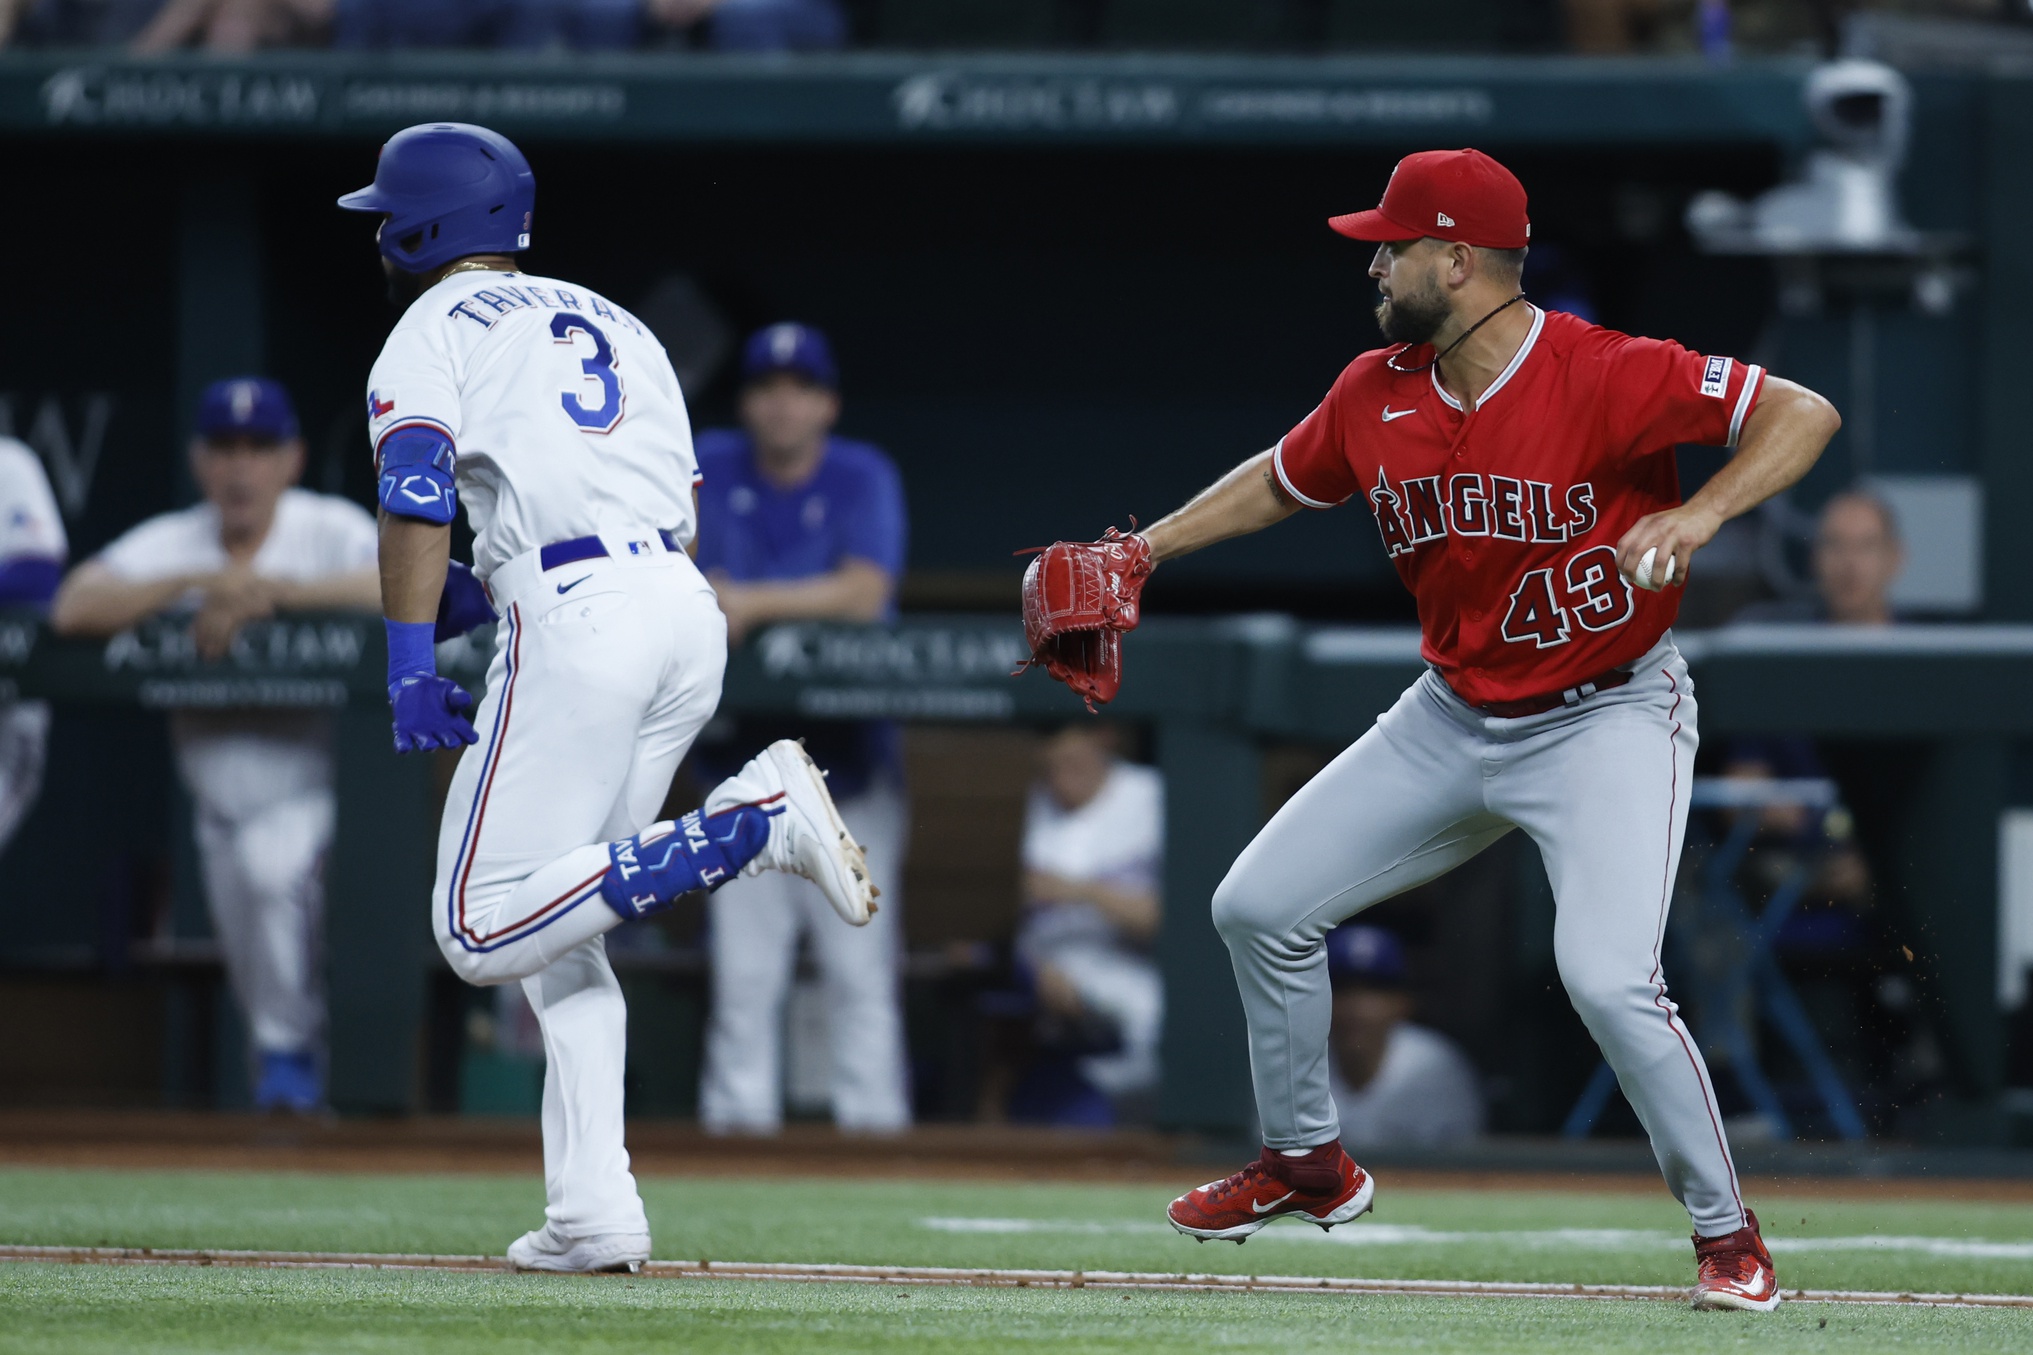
[[1472, 666, 1634, 719], [537, 529, 687, 572]]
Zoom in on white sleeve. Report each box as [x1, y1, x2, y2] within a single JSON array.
[[318, 496, 380, 573], [365, 313, 464, 463], [97, 515, 194, 581], [1019, 788, 1053, 872], [1119, 765, 1166, 886], [0, 441, 66, 562]]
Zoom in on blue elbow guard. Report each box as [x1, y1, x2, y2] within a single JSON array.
[[376, 427, 458, 525]]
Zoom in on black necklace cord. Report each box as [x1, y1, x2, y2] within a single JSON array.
[[1384, 292, 1529, 375]]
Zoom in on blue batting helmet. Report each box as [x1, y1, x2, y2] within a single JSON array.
[[337, 123, 535, 276]]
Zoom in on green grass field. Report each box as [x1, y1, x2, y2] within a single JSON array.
[[4, 1166, 2033, 1353]]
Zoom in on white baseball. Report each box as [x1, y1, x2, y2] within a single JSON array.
[[1634, 546, 1676, 591]]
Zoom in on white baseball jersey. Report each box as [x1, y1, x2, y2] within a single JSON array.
[[98, 488, 377, 595], [0, 437, 66, 565], [364, 269, 700, 578]]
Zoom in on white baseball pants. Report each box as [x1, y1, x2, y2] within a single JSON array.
[[0, 700, 49, 855], [699, 782, 910, 1134], [1213, 634, 1750, 1238], [432, 534, 726, 1239], [174, 721, 337, 1058]]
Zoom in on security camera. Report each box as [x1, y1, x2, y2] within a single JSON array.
[[1688, 59, 1918, 255], [1804, 60, 1910, 170]]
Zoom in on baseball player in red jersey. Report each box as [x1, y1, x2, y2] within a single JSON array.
[[1119, 150, 1838, 1310]]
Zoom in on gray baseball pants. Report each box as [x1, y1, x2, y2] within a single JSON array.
[[1212, 634, 1749, 1237]]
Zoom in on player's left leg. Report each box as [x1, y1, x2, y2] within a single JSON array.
[[1488, 638, 1775, 1308], [193, 791, 334, 1112], [230, 790, 335, 1110], [509, 589, 730, 1267], [805, 782, 910, 1132]]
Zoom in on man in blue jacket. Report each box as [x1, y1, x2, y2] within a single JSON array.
[[693, 323, 912, 1133]]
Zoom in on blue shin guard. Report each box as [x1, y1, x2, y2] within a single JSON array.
[[600, 805, 775, 921]]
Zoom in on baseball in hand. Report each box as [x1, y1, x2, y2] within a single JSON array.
[[1634, 547, 1677, 592]]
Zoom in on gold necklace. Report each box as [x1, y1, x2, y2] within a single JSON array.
[[440, 258, 514, 281]]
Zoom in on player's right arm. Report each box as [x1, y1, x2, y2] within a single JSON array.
[[1140, 450, 1302, 564], [368, 322, 477, 753]]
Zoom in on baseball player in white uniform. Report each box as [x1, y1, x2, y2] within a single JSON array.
[[51, 378, 381, 1112], [0, 437, 67, 854], [340, 122, 877, 1275]]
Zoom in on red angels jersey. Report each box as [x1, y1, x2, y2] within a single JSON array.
[[1275, 306, 1764, 706]]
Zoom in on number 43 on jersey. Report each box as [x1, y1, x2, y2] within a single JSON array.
[[1500, 544, 1633, 649]]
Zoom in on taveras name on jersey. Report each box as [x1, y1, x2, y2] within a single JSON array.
[[365, 270, 700, 579], [1276, 307, 1765, 706]]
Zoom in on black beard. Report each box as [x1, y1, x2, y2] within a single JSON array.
[[1375, 288, 1450, 346]]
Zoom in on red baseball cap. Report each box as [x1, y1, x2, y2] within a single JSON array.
[[1330, 148, 1530, 250]]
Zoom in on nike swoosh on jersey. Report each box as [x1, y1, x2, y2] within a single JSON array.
[[556, 575, 593, 594], [1381, 407, 1418, 422], [1251, 1190, 1297, 1214]]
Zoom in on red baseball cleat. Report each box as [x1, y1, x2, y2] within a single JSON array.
[[1691, 1209, 1781, 1311], [1166, 1142, 1374, 1243]]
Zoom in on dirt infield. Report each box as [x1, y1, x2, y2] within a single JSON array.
[[4, 1110, 2032, 1201], [2, 1242, 2027, 1309]]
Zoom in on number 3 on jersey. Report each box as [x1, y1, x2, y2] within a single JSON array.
[[1500, 545, 1634, 649], [552, 314, 625, 434]]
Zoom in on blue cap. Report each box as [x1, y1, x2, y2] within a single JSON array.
[[741, 322, 837, 388], [197, 378, 298, 443], [1325, 925, 1407, 988]]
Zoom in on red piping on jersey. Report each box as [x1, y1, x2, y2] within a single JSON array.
[[1648, 665, 1748, 1231]]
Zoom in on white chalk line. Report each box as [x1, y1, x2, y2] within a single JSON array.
[[0, 1244, 2029, 1310], [920, 1217, 2033, 1261]]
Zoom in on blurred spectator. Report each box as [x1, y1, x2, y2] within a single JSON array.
[[691, 323, 911, 1135], [1012, 722, 1165, 1121], [1726, 487, 1952, 1121], [129, 0, 329, 52], [328, 0, 843, 50], [0, 438, 66, 856], [2, 0, 163, 46], [50, 378, 379, 1113], [1325, 924, 1483, 1148], [1562, 0, 1671, 52], [646, 0, 845, 49], [333, 0, 632, 49], [1737, 488, 1902, 625]]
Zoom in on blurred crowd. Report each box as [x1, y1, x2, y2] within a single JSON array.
[[0, 0, 2020, 58]]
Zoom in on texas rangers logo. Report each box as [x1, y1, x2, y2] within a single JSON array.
[[368, 390, 395, 419]]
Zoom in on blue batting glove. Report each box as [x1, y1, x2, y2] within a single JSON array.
[[390, 673, 478, 753], [434, 560, 497, 643], [386, 619, 478, 753]]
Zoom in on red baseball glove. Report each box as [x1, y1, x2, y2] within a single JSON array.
[[1018, 526, 1154, 710]]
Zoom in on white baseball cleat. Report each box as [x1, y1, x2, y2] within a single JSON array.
[[706, 738, 877, 926], [506, 1223, 651, 1274]]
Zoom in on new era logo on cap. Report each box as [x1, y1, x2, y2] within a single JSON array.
[[1437, 212, 1455, 227]]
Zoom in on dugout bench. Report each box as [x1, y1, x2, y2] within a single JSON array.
[[3, 611, 2026, 1143]]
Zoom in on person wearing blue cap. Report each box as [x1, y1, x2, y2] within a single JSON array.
[[52, 376, 383, 1114], [692, 322, 912, 1135], [1322, 924, 1483, 1149]]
